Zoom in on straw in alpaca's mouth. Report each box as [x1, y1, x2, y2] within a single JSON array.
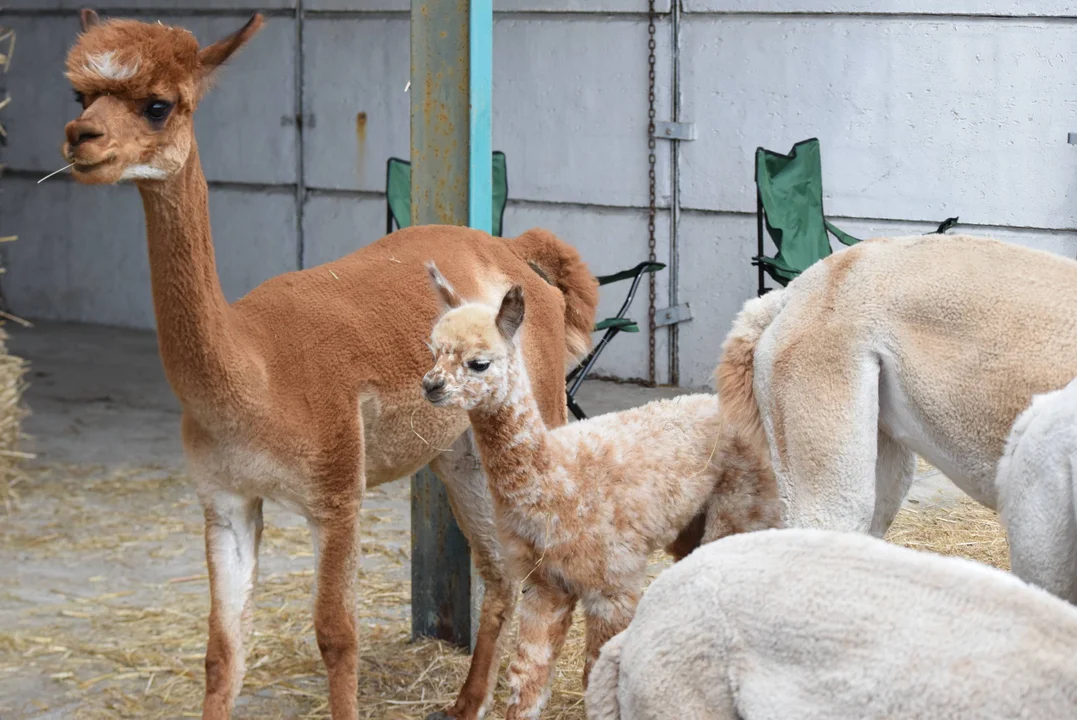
[[71, 155, 116, 174]]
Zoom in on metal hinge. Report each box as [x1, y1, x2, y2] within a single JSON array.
[[652, 121, 696, 141], [655, 303, 692, 327]]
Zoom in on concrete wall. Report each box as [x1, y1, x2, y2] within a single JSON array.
[[2, 2, 1075, 388]]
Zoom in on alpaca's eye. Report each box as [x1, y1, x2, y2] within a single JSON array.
[[467, 360, 490, 372], [143, 99, 173, 123], [73, 90, 86, 107]]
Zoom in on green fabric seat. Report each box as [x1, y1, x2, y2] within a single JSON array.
[[386, 152, 509, 237], [753, 138, 960, 296], [754, 138, 859, 294]]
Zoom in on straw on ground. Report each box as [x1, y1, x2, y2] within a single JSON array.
[[1, 462, 1008, 719]]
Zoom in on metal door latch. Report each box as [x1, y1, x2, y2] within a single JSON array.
[[655, 303, 692, 327], [653, 121, 696, 141], [1068, 133, 1077, 144]]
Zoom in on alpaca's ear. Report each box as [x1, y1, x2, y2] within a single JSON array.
[[197, 14, 265, 97], [426, 262, 462, 309], [80, 8, 101, 32], [496, 286, 525, 340]]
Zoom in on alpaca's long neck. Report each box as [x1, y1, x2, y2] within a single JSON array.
[[138, 143, 250, 408], [468, 355, 554, 506]]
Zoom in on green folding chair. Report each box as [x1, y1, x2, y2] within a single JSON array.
[[754, 138, 960, 296], [386, 152, 509, 237], [385, 154, 664, 420], [753, 138, 860, 296]]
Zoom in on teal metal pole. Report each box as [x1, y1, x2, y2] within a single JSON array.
[[409, 0, 478, 649], [469, 0, 493, 234]]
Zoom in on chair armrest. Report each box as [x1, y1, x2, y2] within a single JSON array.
[[594, 317, 640, 333], [595, 261, 666, 286]]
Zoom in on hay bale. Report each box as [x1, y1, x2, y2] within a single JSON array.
[[0, 322, 28, 511], [0, 25, 27, 512]]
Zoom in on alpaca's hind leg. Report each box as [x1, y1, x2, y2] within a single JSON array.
[[310, 501, 361, 720], [870, 430, 915, 537], [200, 490, 264, 720], [758, 339, 881, 532], [582, 589, 640, 688], [428, 431, 517, 720]]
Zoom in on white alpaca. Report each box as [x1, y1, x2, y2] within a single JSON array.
[[997, 377, 1077, 602], [422, 264, 781, 719], [586, 528, 1077, 720]]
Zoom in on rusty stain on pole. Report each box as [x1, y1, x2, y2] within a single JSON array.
[[409, 0, 473, 650], [412, 0, 469, 228]]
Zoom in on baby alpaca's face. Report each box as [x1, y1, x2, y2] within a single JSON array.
[[423, 306, 512, 411]]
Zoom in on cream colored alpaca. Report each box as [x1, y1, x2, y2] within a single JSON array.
[[716, 234, 1077, 599], [422, 263, 780, 720], [585, 528, 1077, 720]]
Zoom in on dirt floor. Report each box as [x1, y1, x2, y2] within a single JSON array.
[[0, 322, 990, 719]]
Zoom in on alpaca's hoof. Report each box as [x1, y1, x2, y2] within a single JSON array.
[[425, 712, 454, 720]]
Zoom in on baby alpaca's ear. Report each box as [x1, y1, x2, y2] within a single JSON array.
[[426, 262, 463, 310], [496, 285, 525, 340]]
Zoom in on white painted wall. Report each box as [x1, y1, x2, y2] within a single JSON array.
[[2, 2, 1075, 388]]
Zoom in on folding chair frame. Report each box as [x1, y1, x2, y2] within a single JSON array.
[[565, 261, 665, 421]]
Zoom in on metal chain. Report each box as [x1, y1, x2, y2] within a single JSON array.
[[646, 0, 658, 387]]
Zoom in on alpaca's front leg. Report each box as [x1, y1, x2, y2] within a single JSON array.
[[200, 491, 264, 720], [581, 589, 639, 688], [505, 583, 576, 720], [427, 433, 519, 720]]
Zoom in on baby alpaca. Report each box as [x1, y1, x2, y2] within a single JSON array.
[[586, 528, 1077, 720], [422, 263, 780, 719]]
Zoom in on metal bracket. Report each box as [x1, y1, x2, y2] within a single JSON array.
[[655, 303, 692, 327], [1068, 132, 1077, 145], [653, 121, 696, 141]]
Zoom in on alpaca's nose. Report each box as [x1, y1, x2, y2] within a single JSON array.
[[422, 376, 445, 398], [65, 120, 105, 147]]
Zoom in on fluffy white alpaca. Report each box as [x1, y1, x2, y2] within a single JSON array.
[[586, 528, 1077, 720], [997, 377, 1077, 602]]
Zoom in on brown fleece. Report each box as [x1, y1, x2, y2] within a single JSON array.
[[510, 228, 599, 366]]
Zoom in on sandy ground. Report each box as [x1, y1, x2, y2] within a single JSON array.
[[0, 321, 969, 719]]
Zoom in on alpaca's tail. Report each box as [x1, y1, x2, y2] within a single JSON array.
[[585, 630, 626, 720], [511, 228, 599, 368], [715, 289, 790, 458]]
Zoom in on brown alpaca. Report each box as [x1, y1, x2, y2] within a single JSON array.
[[61, 11, 598, 720], [422, 264, 781, 719]]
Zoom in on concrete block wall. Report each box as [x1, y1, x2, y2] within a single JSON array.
[[1, 2, 1075, 388], [673, 2, 1077, 386]]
